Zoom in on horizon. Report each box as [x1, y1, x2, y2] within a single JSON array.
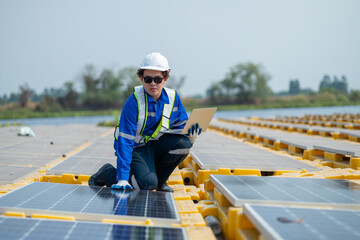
[[1, 0, 359, 97]]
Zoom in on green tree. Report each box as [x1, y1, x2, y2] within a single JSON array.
[[35, 95, 62, 112], [81, 64, 101, 109], [58, 82, 79, 109], [118, 67, 141, 103], [332, 75, 348, 94], [9, 93, 20, 103], [81, 65, 141, 109], [218, 62, 272, 104], [98, 69, 123, 108], [319, 74, 348, 94], [206, 82, 225, 104], [349, 90, 360, 102], [319, 75, 332, 91], [166, 75, 186, 96], [289, 79, 300, 95], [0, 94, 8, 105]]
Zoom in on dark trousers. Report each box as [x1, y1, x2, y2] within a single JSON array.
[[89, 134, 192, 189]]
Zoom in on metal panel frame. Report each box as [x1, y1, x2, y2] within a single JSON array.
[[210, 175, 360, 210], [0, 182, 181, 226]]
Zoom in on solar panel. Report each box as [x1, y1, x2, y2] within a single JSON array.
[[211, 120, 313, 149], [191, 132, 319, 171], [244, 204, 360, 240], [0, 153, 58, 167], [235, 118, 341, 134], [212, 120, 360, 156], [0, 182, 179, 225], [0, 216, 187, 240], [47, 156, 116, 175], [0, 165, 38, 185], [210, 175, 360, 208], [0, 125, 112, 184], [47, 135, 115, 175], [76, 143, 114, 159]]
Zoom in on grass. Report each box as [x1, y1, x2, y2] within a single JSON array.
[[1, 100, 359, 121], [0, 122, 26, 128], [185, 101, 360, 112], [97, 120, 118, 127], [0, 108, 122, 120]]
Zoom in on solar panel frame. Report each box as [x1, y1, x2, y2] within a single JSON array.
[[340, 129, 360, 138], [313, 143, 360, 157], [0, 216, 188, 240], [0, 182, 180, 226], [210, 175, 360, 209], [191, 152, 317, 172], [243, 204, 360, 240], [211, 120, 360, 156], [279, 139, 311, 150], [190, 132, 319, 172]]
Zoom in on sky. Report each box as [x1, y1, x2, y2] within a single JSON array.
[[0, 0, 359, 97]]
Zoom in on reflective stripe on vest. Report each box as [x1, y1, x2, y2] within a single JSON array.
[[133, 86, 176, 144]]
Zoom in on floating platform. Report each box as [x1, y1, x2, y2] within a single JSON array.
[[211, 119, 360, 169], [243, 204, 360, 240], [1, 112, 360, 239]]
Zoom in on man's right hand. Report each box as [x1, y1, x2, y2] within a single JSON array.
[[111, 180, 133, 190]]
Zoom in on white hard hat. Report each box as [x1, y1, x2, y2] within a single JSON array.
[[139, 52, 170, 71]]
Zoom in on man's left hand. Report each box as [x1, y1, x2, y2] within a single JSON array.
[[187, 123, 202, 143]]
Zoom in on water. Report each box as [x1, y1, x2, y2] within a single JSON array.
[[1, 105, 359, 126]]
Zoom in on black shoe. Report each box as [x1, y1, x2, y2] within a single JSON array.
[[88, 163, 116, 187], [88, 176, 96, 186], [156, 183, 174, 192]]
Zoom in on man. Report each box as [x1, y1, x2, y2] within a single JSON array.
[[89, 52, 201, 192]]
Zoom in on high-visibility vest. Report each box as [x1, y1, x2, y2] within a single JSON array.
[[114, 86, 176, 145], [133, 86, 176, 144]]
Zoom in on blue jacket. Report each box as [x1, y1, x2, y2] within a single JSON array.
[[114, 88, 188, 181]]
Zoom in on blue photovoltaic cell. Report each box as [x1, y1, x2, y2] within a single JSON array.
[[0, 216, 187, 240], [244, 204, 360, 240], [210, 175, 360, 207], [0, 182, 178, 220]]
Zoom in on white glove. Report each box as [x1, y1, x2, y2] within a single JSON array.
[[187, 123, 202, 144], [111, 180, 133, 190]]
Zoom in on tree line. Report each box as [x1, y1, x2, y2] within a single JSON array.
[[1, 62, 359, 111], [0, 65, 185, 111], [205, 63, 359, 106]]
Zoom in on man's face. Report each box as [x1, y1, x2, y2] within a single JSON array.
[[140, 69, 168, 101]]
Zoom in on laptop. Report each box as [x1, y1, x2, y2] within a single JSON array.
[[161, 107, 217, 134]]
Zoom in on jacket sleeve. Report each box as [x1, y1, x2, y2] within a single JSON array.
[[115, 95, 138, 181], [170, 92, 188, 130]]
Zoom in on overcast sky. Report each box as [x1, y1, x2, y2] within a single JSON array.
[[1, 0, 359, 97]]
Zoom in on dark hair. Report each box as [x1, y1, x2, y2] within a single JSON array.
[[137, 69, 169, 78]]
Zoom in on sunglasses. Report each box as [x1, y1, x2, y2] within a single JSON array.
[[143, 76, 164, 84]]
